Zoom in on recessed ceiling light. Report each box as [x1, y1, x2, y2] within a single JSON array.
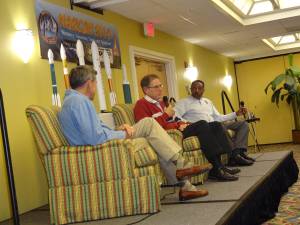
[[249, 1, 273, 15], [263, 32, 300, 51], [210, 0, 300, 25]]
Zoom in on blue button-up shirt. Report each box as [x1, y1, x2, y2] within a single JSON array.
[[58, 89, 126, 146]]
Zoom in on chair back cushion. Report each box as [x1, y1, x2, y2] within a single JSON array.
[[112, 104, 135, 127], [26, 105, 69, 154]]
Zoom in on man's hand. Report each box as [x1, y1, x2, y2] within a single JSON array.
[[164, 105, 175, 117], [117, 124, 135, 138], [236, 107, 247, 116], [178, 123, 188, 131]]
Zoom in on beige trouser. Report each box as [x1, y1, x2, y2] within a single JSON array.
[[132, 117, 182, 184]]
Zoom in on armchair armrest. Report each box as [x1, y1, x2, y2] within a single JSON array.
[[166, 129, 183, 145], [44, 139, 138, 188], [165, 127, 233, 153], [166, 129, 201, 152], [128, 138, 158, 167], [182, 136, 201, 152]]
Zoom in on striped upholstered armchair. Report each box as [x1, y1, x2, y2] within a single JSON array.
[[26, 105, 161, 225], [112, 104, 209, 185]]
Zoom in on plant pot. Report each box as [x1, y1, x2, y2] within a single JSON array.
[[292, 129, 300, 144]]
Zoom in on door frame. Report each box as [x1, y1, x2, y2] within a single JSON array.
[[129, 46, 178, 101]]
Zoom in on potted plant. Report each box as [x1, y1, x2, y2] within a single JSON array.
[[265, 54, 300, 143]]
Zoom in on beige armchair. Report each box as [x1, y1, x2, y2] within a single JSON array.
[[26, 105, 161, 225]]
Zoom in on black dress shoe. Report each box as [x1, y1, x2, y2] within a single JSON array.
[[240, 152, 255, 162], [222, 167, 240, 175], [208, 168, 238, 181], [228, 154, 253, 166]]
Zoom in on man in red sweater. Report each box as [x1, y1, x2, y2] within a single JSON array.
[[134, 74, 243, 182]]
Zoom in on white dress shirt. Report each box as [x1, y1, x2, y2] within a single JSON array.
[[175, 96, 237, 123]]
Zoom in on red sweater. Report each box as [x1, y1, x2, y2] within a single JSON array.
[[134, 98, 183, 130]]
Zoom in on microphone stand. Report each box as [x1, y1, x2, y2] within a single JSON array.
[[0, 88, 20, 225], [221, 90, 261, 152]]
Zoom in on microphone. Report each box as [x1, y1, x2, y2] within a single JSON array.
[[162, 96, 181, 122], [169, 97, 176, 107], [240, 101, 245, 108], [239, 100, 247, 119], [162, 96, 169, 107], [240, 100, 260, 123]]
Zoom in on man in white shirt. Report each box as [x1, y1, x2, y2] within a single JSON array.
[[175, 80, 255, 166]]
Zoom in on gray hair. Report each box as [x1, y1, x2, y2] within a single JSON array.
[[140, 74, 159, 88], [69, 65, 97, 89]]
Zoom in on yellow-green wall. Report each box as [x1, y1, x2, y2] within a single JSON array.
[[0, 0, 237, 221], [235, 54, 300, 145]]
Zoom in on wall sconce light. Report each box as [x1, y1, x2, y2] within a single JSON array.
[[222, 74, 233, 89], [12, 29, 34, 63], [184, 61, 198, 83]]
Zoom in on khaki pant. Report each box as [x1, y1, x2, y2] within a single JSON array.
[[132, 118, 181, 184]]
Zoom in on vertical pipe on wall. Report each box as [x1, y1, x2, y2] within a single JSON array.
[[0, 89, 20, 225], [234, 62, 241, 104]]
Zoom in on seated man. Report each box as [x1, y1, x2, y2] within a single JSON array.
[[134, 74, 240, 181], [58, 65, 212, 201], [175, 80, 255, 166]]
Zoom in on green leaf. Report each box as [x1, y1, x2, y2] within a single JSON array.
[[288, 54, 294, 66], [290, 66, 300, 76], [287, 68, 293, 76], [271, 88, 282, 106], [271, 74, 286, 91], [286, 75, 296, 87], [264, 82, 272, 94], [281, 93, 289, 101]]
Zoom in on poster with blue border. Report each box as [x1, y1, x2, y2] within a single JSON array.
[[35, 0, 121, 68]]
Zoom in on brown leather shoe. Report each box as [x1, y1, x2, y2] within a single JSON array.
[[179, 188, 208, 201], [176, 163, 212, 180]]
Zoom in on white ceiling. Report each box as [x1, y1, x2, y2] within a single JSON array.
[[79, 0, 300, 61]]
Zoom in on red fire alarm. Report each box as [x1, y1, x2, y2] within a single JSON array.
[[144, 22, 155, 37]]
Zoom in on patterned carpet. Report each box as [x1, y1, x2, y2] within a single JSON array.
[[249, 144, 300, 225]]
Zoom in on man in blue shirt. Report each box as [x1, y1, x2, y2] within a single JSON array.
[[59, 65, 212, 201]]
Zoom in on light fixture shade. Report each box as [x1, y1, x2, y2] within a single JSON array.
[[223, 74, 233, 88], [12, 29, 34, 63], [184, 66, 199, 82]]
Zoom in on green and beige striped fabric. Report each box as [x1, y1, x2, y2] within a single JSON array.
[[26, 106, 68, 154], [183, 150, 209, 184], [134, 146, 158, 168], [45, 142, 135, 187], [112, 104, 207, 185], [49, 176, 160, 225], [182, 136, 201, 152], [112, 104, 135, 126], [165, 129, 183, 146], [26, 105, 161, 225]]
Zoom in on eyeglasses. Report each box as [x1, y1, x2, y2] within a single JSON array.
[[148, 84, 163, 89]]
